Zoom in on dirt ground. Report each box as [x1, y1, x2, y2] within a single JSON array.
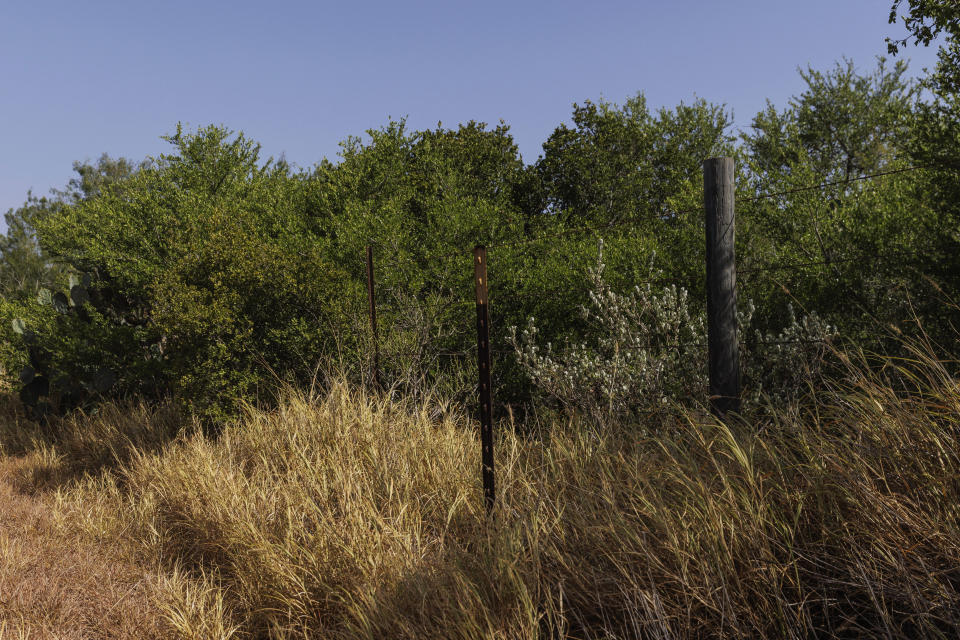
[[0, 458, 166, 640]]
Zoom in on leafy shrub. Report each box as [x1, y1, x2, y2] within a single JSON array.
[[1, 125, 358, 423], [510, 241, 836, 422], [509, 245, 706, 421], [742, 305, 837, 405], [0, 271, 154, 420]]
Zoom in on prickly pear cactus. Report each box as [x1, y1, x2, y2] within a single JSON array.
[[70, 285, 90, 306], [3, 271, 118, 420]]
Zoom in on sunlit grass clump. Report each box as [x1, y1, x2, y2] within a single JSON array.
[[11, 341, 960, 639]]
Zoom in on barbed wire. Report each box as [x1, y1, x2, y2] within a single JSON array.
[[485, 216, 677, 252], [373, 250, 918, 314], [485, 165, 950, 255], [740, 244, 936, 277], [374, 246, 932, 331], [382, 335, 831, 361], [740, 256, 862, 275], [385, 349, 476, 359], [753, 338, 832, 346], [377, 297, 474, 315], [739, 164, 942, 203]]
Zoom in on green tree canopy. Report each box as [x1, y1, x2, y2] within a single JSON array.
[[535, 94, 734, 228], [739, 58, 940, 344], [743, 58, 917, 185], [0, 154, 140, 301], [888, 0, 960, 93]]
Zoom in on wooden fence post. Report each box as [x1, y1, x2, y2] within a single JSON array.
[[473, 246, 495, 512], [703, 157, 741, 417], [366, 245, 381, 389]]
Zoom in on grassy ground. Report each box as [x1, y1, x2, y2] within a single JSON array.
[[0, 456, 168, 639], [0, 343, 958, 638]]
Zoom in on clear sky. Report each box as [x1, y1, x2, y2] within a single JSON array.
[[0, 0, 940, 230]]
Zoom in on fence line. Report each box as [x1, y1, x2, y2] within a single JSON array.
[[360, 159, 955, 512], [377, 298, 474, 315], [740, 246, 940, 278], [372, 244, 923, 317], [739, 164, 942, 203]]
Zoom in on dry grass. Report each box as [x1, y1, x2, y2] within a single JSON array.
[[0, 455, 168, 639], [2, 340, 960, 638], [0, 396, 182, 638]]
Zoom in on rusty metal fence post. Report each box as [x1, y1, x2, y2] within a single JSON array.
[[473, 246, 495, 512], [366, 245, 381, 389]]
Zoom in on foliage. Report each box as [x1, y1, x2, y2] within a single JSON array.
[[743, 305, 837, 405], [744, 58, 917, 183], [0, 155, 138, 302], [887, 1, 960, 349], [737, 57, 940, 350], [303, 119, 533, 399], [0, 195, 64, 300], [0, 156, 144, 419], [530, 95, 736, 293], [0, 49, 956, 424], [486, 97, 736, 406], [510, 243, 836, 423], [2, 127, 357, 422], [888, 0, 960, 93], [509, 244, 707, 421], [536, 94, 734, 227]]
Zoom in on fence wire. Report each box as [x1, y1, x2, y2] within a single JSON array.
[[740, 164, 945, 203]]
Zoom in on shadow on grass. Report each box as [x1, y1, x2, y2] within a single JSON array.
[[0, 391, 189, 494]]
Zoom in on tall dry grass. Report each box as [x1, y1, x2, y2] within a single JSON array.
[[0, 396, 178, 638], [32, 338, 958, 639]]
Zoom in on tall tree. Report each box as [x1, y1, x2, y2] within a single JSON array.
[[744, 58, 917, 185], [887, 0, 960, 94], [535, 94, 734, 228], [888, 0, 960, 341], [0, 195, 60, 298], [0, 154, 140, 300], [740, 58, 931, 340]]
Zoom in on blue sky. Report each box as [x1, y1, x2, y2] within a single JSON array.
[[0, 1, 940, 229]]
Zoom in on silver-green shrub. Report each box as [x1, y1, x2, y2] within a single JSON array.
[[509, 241, 836, 422]]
